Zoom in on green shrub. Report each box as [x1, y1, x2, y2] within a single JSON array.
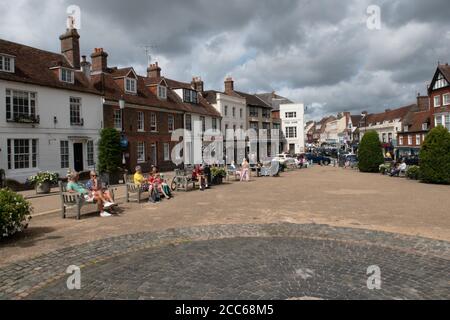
[[98, 128, 122, 174], [358, 131, 385, 173], [211, 167, 227, 178], [419, 126, 450, 184], [0, 189, 32, 238], [406, 166, 421, 180]]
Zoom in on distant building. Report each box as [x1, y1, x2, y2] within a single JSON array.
[[428, 63, 450, 130]]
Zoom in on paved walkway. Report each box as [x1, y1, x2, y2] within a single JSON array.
[[1, 167, 449, 299]]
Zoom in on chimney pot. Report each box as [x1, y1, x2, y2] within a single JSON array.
[[59, 28, 81, 69], [91, 48, 108, 73], [147, 62, 161, 78], [224, 77, 234, 93]]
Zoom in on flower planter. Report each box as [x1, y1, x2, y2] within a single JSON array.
[[212, 176, 224, 185], [36, 181, 51, 194]]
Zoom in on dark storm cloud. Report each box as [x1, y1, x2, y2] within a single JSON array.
[[0, 0, 450, 119]]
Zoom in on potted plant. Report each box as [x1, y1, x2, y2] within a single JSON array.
[[28, 171, 59, 194], [211, 167, 227, 185]]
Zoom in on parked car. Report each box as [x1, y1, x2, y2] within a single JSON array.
[[273, 154, 299, 167], [305, 153, 332, 165]]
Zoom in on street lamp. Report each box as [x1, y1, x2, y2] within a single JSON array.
[[119, 98, 127, 167]]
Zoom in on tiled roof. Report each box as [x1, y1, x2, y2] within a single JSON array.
[[255, 93, 294, 111], [402, 108, 430, 133], [162, 77, 221, 117], [365, 105, 414, 126], [351, 115, 362, 126], [0, 38, 99, 95], [234, 91, 272, 109], [91, 73, 189, 113], [438, 64, 450, 82]]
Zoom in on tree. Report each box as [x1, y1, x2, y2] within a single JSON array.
[[358, 130, 384, 173], [419, 126, 450, 185], [98, 128, 122, 174]]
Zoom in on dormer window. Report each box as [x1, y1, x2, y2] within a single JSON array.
[[183, 89, 198, 104], [0, 54, 15, 73], [422, 123, 428, 131], [158, 85, 167, 100], [60, 68, 74, 83], [125, 78, 137, 94]]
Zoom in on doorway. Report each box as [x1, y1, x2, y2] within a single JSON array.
[[73, 143, 84, 172]]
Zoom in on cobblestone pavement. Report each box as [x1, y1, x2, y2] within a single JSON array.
[[0, 224, 448, 300]]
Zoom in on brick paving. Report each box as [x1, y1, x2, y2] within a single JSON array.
[[0, 223, 448, 300], [0, 167, 449, 300]]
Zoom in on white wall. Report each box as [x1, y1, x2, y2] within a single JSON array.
[[280, 103, 305, 154], [0, 80, 103, 182], [214, 93, 247, 133]]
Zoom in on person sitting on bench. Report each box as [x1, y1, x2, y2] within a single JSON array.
[[390, 161, 407, 177], [87, 171, 116, 208], [67, 171, 112, 217], [192, 165, 207, 191]]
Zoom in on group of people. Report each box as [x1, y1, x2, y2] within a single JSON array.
[[230, 159, 251, 181], [134, 166, 173, 203], [66, 171, 117, 217], [389, 160, 408, 177]]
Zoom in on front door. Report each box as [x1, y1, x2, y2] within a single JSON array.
[[73, 143, 84, 172], [289, 144, 295, 155]]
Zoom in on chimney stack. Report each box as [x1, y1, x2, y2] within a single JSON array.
[[147, 62, 161, 78], [224, 77, 234, 93], [80, 55, 91, 79], [91, 48, 108, 73], [191, 77, 204, 93], [59, 28, 81, 69]]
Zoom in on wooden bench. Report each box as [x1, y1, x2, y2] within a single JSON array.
[[59, 181, 115, 220], [124, 174, 148, 203], [171, 169, 196, 192]]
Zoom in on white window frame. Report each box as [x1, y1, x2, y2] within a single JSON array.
[[6, 89, 37, 121], [150, 113, 158, 132], [137, 141, 146, 163], [416, 135, 421, 145], [436, 115, 443, 127], [114, 109, 122, 130], [60, 68, 74, 84], [422, 123, 428, 131], [443, 94, 450, 106], [408, 135, 413, 146], [286, 127, 297, 139], [168, 114, 175, 132], [434, 95, 441, 108], [0, 54, 15, 73], [445, 115, 450, 130], [70, 97, 82, 126], [87, 140, 95, 167], [137, 111, 145, 132], [399, 136, 404, 146], [7, 139, 38, 170], [164, 143, 170, 161], [125, 78, 137, 94], [60, 140, 69, 169], [158, 85, 167, 100]]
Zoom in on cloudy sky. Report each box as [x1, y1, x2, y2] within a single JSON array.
[[1, 0, 450, 120]]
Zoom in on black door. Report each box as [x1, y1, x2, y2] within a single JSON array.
[[73, 143, 84, 172]]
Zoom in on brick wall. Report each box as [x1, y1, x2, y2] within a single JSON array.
[[103, 104, 183, 173]]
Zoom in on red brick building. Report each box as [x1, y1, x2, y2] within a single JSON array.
[[396, 96, 430, 158], [90, 50, 220, 172], [428, 64, 450, 130]]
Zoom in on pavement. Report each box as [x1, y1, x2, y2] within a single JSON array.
[[0, 166, 449, 300]]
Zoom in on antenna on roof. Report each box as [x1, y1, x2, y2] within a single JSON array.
[[141, 45, 158, 66]]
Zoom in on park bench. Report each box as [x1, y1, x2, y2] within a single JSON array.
[[171, 169, 196, 192], [124, 174, 149, 203], [59, 181, 115, 220], [260, 161, 280, 177]]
